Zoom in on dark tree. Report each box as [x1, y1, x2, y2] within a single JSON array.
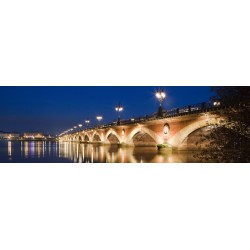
[[195, 86, 250, 163]]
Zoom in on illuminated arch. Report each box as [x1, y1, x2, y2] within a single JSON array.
[[92, 131, 102, 142], [105, 129, 122, 144], [84, 134, 90, 142], [168, 117, 220, 147], [125, 127, 163, 145]]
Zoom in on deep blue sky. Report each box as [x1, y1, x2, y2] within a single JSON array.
[[0, 86, 212, 135]]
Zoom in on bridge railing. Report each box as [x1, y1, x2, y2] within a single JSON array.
[[165, 102, 214, 117], [118, 101, 216, 124]]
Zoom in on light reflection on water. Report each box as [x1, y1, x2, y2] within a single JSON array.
[[8, 141, 12, 159], [0, 141, 199, 163]]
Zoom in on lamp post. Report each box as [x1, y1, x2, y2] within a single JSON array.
[[78, 124, 82, 132], [115, 103, 123, 125], [155, 89, 166, 117], [213, 101, 221, 107], [73, 126, 77, 133], [96, 116, 103, 127], [85, 120, 90, 129]]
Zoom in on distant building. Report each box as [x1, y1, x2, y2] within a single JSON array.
[[0, 131, 20, 140], [23, 132, 45, 139], [44, 134, 56, 140]]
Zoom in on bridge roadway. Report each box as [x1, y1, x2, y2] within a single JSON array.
[[59, 102, 223, 150]]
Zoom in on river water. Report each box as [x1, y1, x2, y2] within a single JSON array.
[[0, 140, 200, 163]]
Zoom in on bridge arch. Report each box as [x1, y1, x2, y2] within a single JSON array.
[[125, 127, 163, 146], [92, 131, 102, 142], [83, 134, 90, 142], [105, 129, 122, 144], [168, 117, 220, 147]]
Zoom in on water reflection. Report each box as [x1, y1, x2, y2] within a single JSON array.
[[0, 141, 200, 163], [58, 142, 199, 163], [8, 141, 12, 159]]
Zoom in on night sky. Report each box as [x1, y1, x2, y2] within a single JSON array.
[[0, 86, 212, 135]]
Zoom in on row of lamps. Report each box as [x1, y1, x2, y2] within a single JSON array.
[[60, 89, 167, 136]]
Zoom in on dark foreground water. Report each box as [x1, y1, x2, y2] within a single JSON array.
[[0, 141, 199, 163]]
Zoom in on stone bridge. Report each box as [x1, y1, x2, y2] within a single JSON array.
[[59, 104, 223, 150]]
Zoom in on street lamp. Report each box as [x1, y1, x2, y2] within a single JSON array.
[[155, 89, 166, 117], [213, 101, 221, 107], [155, 89, 166, 106], [96, 116, 103, 126], [85, 120, 90, 128], [78, 124, 82, 132], [115, 103, 123, 125], [73, 126, 78, 133]]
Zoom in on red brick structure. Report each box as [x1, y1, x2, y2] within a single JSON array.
[[60, 110, 223, 150]]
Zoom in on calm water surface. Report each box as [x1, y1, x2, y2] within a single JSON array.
[[0, 141, 199, 163]]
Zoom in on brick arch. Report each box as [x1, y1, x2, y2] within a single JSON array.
[[84, 134, 90, 142], [92, 131, 102, 142], [179, 126, 214, 149], [105, 129, 122, 144], [168, 117, 220, 147], [125, 127, 163, 145]]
